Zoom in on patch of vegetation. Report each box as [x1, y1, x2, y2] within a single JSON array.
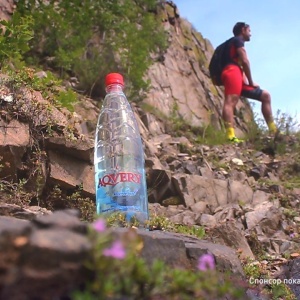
[[139, 101, 168, 121], [246, 231, 266, 258], [174, 224, 205, 239], [283, 208, 298, 219], [4, 67, 79, 112], [56, 88, 78, 112], [275, 194, 295, 209], [242, 258, 296, 300], [140, 102, 229, 147], [210, 84, 219, 97], [197, 49, 207, 67], [42, 185, 95, 222], [243, 229, 297, 299], [15, 0, 168, 100], [106, 212, 140, 228], [281, 159, 300, 189], [256, 178, 279, 188], [148, 214, 206, 239], [0, 155, 95, 221], [268, 283, 296, 300], [0, 178, 33, 207], [161, 106, 229, 146], [193, 124, 229, 146], [248, 109, 300, 154], [244, 119, 264, 147], [243, 259, 263, 279], [104, 213, 206, 240], [0, 12, 34, 66], [283, 179, 300, 190], [72, 218, 245, 300], [168, 102, 188, 132], [0, 145, 47, 208]]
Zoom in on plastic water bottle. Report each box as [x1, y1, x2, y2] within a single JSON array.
[[94, 73, 149, 223]]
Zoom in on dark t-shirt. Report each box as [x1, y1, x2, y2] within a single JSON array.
[[224, 36, 244, 68]]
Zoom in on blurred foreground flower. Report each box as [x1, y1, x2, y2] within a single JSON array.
[[92, 218, 106, 232], [103, 241, 126, 259], [198, 253, 215, 271]]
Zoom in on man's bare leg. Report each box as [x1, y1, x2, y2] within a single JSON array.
[[222, 94, 240, 140], [259, 90, 277, 133]]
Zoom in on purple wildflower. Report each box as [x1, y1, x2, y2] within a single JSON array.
[[92, 218, 106, 232], [103, 241, 126, 259], [290, 233, 296, 239], [197, 253, 215, 271]]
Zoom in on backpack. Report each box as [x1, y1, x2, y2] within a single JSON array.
[[208, 38, 233, 86]]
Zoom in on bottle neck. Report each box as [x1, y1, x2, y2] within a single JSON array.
[[105, 84, 124, 93]]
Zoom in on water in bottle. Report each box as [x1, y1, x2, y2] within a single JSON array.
[[94, 73, 149, 223]]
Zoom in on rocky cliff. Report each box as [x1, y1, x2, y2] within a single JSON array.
[[73, 1, 253, 138], [143, 2, 253, 138], [0, 1, 300, 299]]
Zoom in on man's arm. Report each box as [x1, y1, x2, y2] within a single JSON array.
[[237, 47, 256, 86]]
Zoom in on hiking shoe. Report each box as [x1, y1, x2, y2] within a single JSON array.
[[229, 136, 244, 144]]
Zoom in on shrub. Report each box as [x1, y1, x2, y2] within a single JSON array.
[[15, 0, 168, 100], [0, 12, 33, 66]]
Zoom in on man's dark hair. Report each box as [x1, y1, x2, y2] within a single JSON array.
[[233, 22, 249, 36]]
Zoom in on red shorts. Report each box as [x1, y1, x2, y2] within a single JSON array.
[[221, 65, 262, 100]]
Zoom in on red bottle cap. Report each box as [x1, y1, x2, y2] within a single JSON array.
[[105, 73, 124, 87]]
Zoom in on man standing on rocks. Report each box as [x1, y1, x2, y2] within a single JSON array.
[[221, 22, 277, 143]]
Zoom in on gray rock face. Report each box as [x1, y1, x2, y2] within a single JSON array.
[[0, 63, 297, 298], [283, 258, 300, 300], [0, 0, 14, 21], [143, 3, 253, 138], [0, 210, 91, 299], [0, 208, 245, 299]]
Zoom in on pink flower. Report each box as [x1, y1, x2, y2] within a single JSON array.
[[197, 253, 215, 271], [103, 241, 126, 259], [92, 219, 106, 232]]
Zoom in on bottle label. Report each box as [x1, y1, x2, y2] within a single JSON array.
[[98, 172, 141, 187], [96, 171, 145, 214]]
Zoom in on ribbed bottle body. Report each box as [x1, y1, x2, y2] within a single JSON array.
[[94, 89, 148, 222]]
